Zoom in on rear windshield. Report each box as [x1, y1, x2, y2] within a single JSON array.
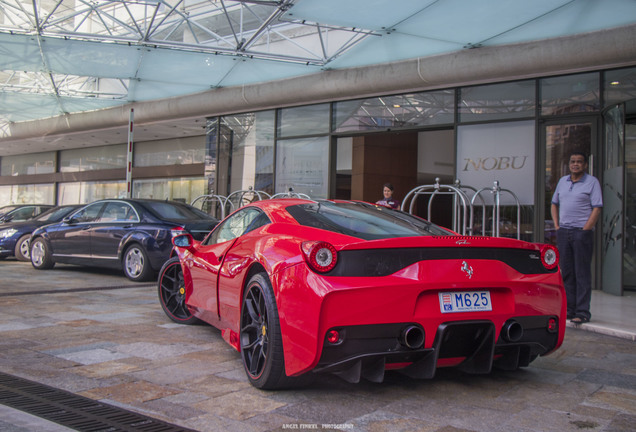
[[36, 206, 77, 222], [142, 201, 216, 221], [286, 201, 454, 240], [0, 206, 19, 216]]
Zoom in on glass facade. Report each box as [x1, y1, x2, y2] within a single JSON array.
[[58, 181, 126, 204], [459, 81, 535, 122], [276, 136, 330, 198], [1, 152, 55, 176], [220, 111, 275, 195], [278, 104, 330, 138], [334, 91, 455, 132], [0, 184, 55, 205], [60, 145, 126, 172], [625, 117, 636, 289], [134, 137, 205, 167], [541, 72, 600, 116], [604, 67, 636, 107], [133, 177, 206, 203]]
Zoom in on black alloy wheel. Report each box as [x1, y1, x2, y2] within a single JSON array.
[[158, 257, 199, 325], [240, 273, 288, 389]]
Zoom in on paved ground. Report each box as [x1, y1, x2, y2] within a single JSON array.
[[0, 260, 635, 432]]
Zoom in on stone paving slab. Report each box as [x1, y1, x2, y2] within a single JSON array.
[[0, 260, 635, 432]]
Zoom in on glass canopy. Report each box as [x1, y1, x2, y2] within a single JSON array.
[[1, 0, 636, 135]]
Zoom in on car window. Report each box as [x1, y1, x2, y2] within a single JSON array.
[[71, 203, 104, 223], [286, 201, 455, 240], [36, 206, 78, 222], [205, 208, 267, 245], [143, 201, 213, 220], [0, 206, 19, 217], [98, 202, 138, 223], [7, 206, 36, 221], [244, 211, 271, 235]]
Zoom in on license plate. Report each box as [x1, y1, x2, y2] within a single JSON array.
[[439, 291, 492, 313]]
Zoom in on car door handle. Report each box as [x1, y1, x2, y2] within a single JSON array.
[[82, 226, 92, 230]]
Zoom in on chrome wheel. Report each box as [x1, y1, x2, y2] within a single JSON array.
[[31, 241, 44, 266], [15, 235, 31, 261], [125, 247, 144, 277], [30, 237, 54, 269], [122, 245, 153, 281]]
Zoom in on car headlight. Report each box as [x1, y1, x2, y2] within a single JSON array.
[[0, 228, 18, 239]]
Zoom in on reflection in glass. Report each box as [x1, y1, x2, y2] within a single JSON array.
[[335, 137, 352, 199], [219, 111, 274, 195], [205, 117, 219, 197], [135, 137, 205, 167], [604, 67, 636, 108], [276, 136, 329, 198], [0, 184, 55, 204], [334, 91, 454, 132], [278, 104, 329, 137], [459, 81, 535, 122], [624, 120, 636, 289], [58, 181, 126, 204], [541, 73, 600, 115], [133, 177, 206, 204], [603, 105, 624, 295], [1, 152, 55, 176], [60, 145, 126, 172]]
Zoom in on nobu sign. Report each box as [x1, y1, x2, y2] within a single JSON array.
[[462, 156, 529, 172], [457, 121, 535, 205]]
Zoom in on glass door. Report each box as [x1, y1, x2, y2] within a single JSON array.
[[602, 106, 625, 295], [542, 120, 596, 244], [624, 102, 636, 291]]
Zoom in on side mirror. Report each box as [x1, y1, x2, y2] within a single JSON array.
[[62, 216, 76, 224], [172, 233, 194, 249]]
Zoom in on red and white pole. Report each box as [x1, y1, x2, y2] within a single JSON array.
[[126, 108, 134, 198]]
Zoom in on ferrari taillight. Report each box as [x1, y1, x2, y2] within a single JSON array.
[[302, 241, 338, 273], [540, 244, 559, 270]]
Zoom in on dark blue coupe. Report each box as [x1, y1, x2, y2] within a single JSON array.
[[29, 199, 219, 281]]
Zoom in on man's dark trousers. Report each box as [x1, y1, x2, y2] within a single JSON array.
[[557, 227, 594, 320]]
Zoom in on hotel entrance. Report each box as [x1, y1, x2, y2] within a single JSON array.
[[603, 100, 636, 294], [334, 129, 456, 226]]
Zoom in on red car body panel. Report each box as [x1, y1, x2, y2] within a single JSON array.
[[170, 199, 566, 383], [271, 247, 565, 376]]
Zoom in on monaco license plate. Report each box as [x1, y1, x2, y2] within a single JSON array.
[[439, 291, 492, 313]]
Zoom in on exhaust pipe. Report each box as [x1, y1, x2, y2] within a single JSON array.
[[501, 320, 524, 342], [400, 325, 425, 349]]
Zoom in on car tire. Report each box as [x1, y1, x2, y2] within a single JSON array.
[[15, 235, 31, 261], [158, 257, 200, 325], [240, 272, 311, 390], [30, 237, 55, 270], [122, 244, 154, 282]]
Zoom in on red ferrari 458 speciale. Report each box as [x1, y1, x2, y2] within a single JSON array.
[[158, 199, 565, 389]]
